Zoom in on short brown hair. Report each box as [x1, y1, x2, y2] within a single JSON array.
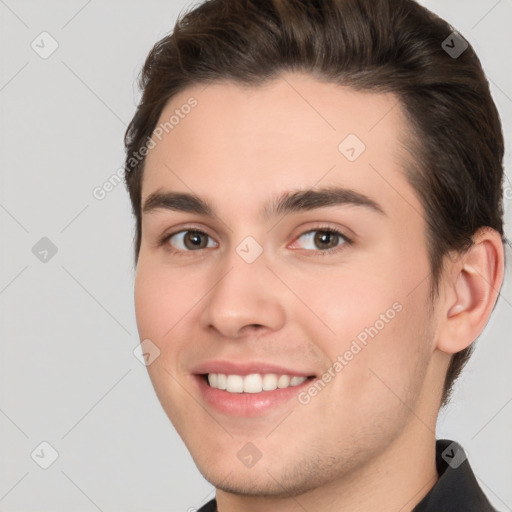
[[124, 0, 506, 408]]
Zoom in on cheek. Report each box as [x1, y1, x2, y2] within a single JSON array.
[[133, 262, 199, 419], [341, 286, 433, 417], [134, 259, 217, 383], [299, 247, 432, 397], [288, 261, 401, 348], [134, 259, 198, 340], [134, 265, 167, 340]]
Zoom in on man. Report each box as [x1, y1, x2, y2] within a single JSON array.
[[123, 0, 506, 510]]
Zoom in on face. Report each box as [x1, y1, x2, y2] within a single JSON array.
[[134, 73, 443, 497]]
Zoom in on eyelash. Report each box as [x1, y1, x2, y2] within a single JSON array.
[[157, 225, 353, 257]]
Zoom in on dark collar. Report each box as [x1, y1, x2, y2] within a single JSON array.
[[413, 438, 497, 511], [197, 439, 498, 512]]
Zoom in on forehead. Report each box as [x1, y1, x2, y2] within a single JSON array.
[[141, 73, 421, 222]]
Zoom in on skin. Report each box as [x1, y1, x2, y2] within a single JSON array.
[[133, 72, 504, 512]]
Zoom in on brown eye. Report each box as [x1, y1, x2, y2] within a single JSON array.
[[165, 230, 217, 252], [293, 228, 351, 253], [313, 230, 341, 250]]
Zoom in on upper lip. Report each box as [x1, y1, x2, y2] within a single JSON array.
[[192, 360, 316, 377]]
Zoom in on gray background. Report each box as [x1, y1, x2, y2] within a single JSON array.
[[0, 0, 510, 510]]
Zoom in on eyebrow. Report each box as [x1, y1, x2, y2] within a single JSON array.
[[142, 186, 386, 219]]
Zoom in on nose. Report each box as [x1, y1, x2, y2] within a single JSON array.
[[198, 248, 287, 340]]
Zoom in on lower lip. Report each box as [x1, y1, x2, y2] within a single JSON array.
[[194, 375, 315, 417]]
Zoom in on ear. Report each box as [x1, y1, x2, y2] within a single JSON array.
[[436, 227, 505, 354]]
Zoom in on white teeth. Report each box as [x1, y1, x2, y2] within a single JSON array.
[[217, 373, 227, 390], [262, 373, 279, 391], [206, 373, 307, 393], [243, 373, 262, 393], [226, 375, 244, 393], [277, 375, 290, 388], [290, 376, 306, 386]]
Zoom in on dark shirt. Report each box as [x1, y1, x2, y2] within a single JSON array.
[[196, 439, 498, 511]]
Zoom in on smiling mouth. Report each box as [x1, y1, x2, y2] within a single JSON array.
[[202, 373, 316, 393]]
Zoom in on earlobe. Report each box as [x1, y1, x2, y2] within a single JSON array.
[[436, 228, 504, 355]]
